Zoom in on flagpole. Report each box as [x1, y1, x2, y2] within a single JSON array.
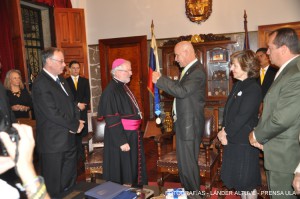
[[148, 20, 161, 123], [151, 20, 160, 73], [244, 10, 250, 50]]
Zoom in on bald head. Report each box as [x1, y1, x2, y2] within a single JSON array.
[[174, 41, 196, 68]]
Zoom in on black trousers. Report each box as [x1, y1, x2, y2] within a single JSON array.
[[39, 149, 77, 197], [76, 112, 88, 160], [176, 134, 201, 191]]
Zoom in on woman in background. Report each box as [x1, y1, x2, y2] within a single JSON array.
[[218, 50, 262, 199], [4, 69, 32, 119]]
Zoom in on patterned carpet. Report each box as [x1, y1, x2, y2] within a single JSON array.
[[76, 137, 268, 199], [144, 137, 269, 199]]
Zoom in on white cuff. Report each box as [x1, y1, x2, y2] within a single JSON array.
[[295, 163, 300, 174]]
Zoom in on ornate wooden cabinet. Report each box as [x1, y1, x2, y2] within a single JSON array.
[[159, 37, 236, 128]]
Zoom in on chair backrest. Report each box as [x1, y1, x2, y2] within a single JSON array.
[[203, 115, 213, 137], [203, 107, 218, 138], [91, 116, 105, 143]]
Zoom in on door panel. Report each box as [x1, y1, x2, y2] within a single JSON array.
[[54, 8, 88, 77]]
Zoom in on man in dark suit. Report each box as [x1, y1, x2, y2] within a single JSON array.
[[256, 47, 278, 99], [153, 41, 206, 198], [66, 60, 90, 160], [249, 28, 300, 199], [32, 47, 84, 197]]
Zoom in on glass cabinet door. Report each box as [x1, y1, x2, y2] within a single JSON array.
[[206, 47, 230, 98]]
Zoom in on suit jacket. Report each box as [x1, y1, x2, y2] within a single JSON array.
[[222, 78, 261, 144], [255, 56, 300, 173], [66, 76, 90, 121], [156, 60, 206, 140], [257, 65, 278, 99], [32, 70, 80, 153]]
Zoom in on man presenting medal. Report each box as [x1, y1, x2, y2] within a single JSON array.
[[152, 41, 206, 197]]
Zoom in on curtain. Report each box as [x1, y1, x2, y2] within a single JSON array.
[[0, 0, 15, 83]]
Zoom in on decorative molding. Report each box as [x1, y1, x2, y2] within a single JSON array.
[[162, 33, 230, 46]]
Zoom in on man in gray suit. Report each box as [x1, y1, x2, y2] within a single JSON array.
[[152, 41, 206, 197], [249, 28, 300, 198]]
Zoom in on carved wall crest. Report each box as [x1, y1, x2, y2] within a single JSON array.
[[185, 0, 212, 24]]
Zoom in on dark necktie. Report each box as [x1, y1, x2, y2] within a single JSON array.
[[56, 77, 61, 85], [56, 77, 69, 96]]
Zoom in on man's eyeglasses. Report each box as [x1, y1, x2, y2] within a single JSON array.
[[50, 58, 65, 64]]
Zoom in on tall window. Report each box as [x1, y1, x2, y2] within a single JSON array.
[[21, 5, 44, 88]]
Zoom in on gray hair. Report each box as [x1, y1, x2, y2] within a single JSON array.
[[111, 65, 123, 77]]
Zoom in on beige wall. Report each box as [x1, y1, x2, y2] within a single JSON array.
[[71, 0, 300, 114], [71, 0, 300, 44]]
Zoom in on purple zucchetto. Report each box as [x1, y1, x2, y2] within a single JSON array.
[[112, 58, 126, 69]]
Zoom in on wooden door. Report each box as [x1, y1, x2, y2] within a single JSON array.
[[54, 8, 88, 78], [258, 21, 300, 47], [99, 36, 149, 129]]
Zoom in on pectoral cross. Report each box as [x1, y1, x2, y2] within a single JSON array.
[[138, 111, 143, 119]]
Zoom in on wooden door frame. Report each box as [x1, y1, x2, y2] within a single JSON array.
[[258, 21, 300, 47]]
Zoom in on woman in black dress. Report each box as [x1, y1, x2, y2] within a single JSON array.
[[4, 69, 32, 119], [218, 50, 262, 199]]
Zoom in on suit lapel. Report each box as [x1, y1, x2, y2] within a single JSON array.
[[77, 77, 81, 92], [42, 70, 63, 92], [262, 68, 272, 87], [267, 57, 298, 91], [180, 62, 197, 82], [42, 71, 72, 99], [60, 77, 76, 102]]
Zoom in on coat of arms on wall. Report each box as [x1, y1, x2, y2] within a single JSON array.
[[185, 0, 212, 24]]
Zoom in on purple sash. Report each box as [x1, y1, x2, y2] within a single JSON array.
[[121, 119, 141, 130]]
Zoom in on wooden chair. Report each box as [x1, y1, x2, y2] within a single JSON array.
[[82, 116, 105, 182], [154, 107, 221, 198]]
